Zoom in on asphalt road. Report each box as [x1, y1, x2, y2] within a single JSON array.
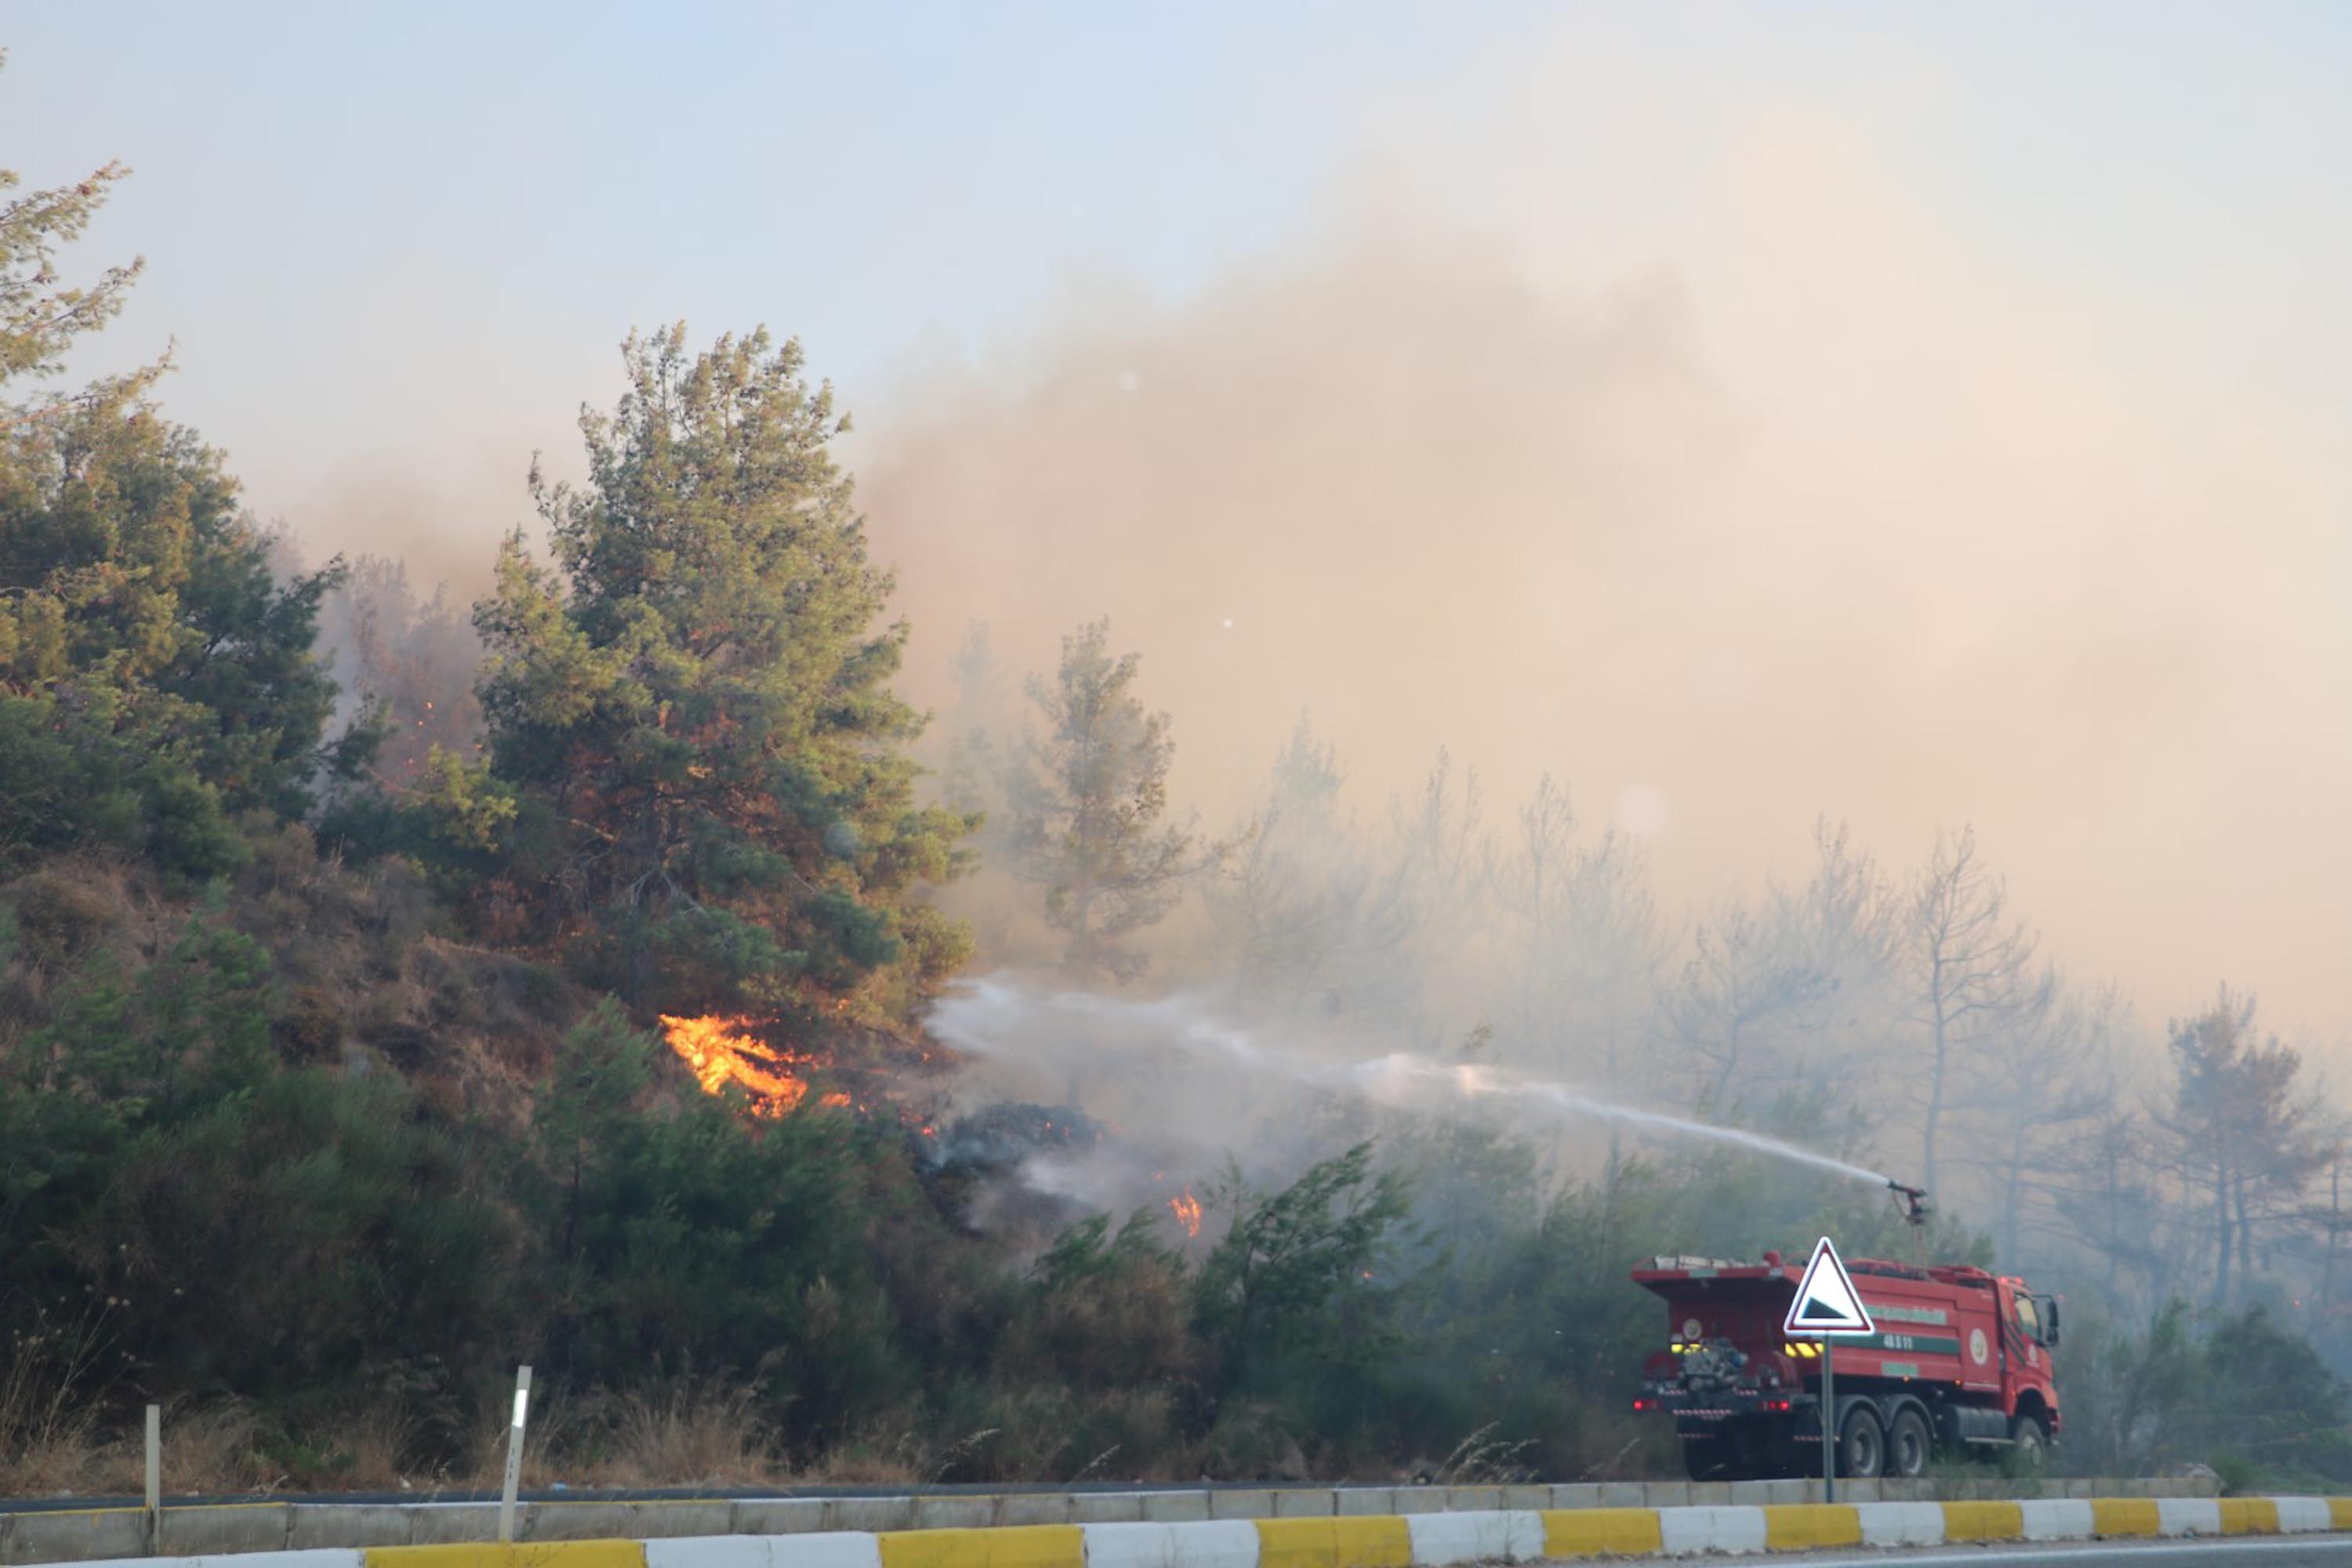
[[1759, 1538, 2352, 1565]]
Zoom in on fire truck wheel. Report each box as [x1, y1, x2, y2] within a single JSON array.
[[1886, 1406, 1932, 1478], [2009, 1414, 2049, 1469], [1837, 1404, 1886, 1479]]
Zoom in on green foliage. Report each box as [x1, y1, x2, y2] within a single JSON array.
[[470, 325, 975, 1020], [2196, 1305, 2352, 1479], [527, 1003, 913, 1446], [0, 900, 521, 1410], [2160, 987, 2332, 1307], [0, 141, 357, 880], [2060, 1298, 2352, 1484], [1196, 1142, 1414, 1437], [1003, 1213, 1197, 1394], [0, 419, 352, 875], [0, 90, 143, 395], [1007, 618, 1211, 982]]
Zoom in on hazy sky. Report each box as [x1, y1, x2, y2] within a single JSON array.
[[11, 5, 2352, 1039]]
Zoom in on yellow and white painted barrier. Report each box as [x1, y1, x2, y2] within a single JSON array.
[[100, 1498, 2349, 1568], [25, 1494, 2352, 1568]]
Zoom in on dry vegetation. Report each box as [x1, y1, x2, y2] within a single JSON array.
[[0, 829, 588, 1131]]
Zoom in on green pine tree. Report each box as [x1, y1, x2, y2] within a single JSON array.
[[474, 324, 975, 1028], [0, 118, 358, 878], [1008, 617, 1214, 982]]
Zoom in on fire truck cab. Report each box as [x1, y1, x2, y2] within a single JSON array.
[[1631, 1250, 2061, 1481]]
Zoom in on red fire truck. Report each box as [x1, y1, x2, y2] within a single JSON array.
[[1630, 1241, 2062, 1481]]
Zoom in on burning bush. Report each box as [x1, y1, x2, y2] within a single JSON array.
[[657, 1014, 828, 1116]]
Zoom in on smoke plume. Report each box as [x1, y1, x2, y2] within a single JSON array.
[[851, 102, 2352, 1041]]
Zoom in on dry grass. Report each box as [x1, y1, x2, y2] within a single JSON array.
[[1, 835, 590, 1142], [0, 1419, 114, 1498], [0, 1399, 267, 1499], [0, 1310, 120, 1496], [3, 1389, 1616, 1496], [1434, 1421, 1541, 1486], [2, 1389, 779, 1498], [416, 1381, 798, 1493], [571, 1383, 785, 1490]]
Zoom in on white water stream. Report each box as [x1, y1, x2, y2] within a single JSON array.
[[927, 974, 1893, 1189]]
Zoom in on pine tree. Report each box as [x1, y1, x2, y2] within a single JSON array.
[[0, 122, 356, 877], [473, 325, 975, 1025], [1209, 717, 1418, 1016], [942, 619, 1004, 822], [2159, 985, 2332, 1306], [0, 67, 145, 416], [1007, 617, 1210, 982]]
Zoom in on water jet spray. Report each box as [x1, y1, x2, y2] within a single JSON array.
[[927, 975, 1898, 1198]]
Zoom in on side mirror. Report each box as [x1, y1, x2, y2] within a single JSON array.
[[2041, 1296, 2061, 1348]]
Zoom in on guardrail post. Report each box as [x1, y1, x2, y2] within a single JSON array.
[[144, 1404, 161, 1554], [498, 1366, 532, 1544]]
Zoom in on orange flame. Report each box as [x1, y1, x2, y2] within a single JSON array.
[[658, 1014, 817, 1116], [1168, 1188, 1203, 1238]]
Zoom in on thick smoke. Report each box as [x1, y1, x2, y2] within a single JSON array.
[[242, 72, 2351, 1039], [851, 127, 2352, 1043]]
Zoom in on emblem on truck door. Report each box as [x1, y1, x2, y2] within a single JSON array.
[[1969, 1328, 1989, 1364]]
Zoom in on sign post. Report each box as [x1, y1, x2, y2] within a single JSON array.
[[498, 1366, 532, 1544], [144, 1404, 161, 1555], [1782, 1236, 1875, 1504], [1821, 1341, 1835, 1504]]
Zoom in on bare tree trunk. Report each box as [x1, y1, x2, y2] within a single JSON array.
[[2000, 1125, 2025, 1265], [1604, 1006, 1623, 1176], [1922, 965, 1947, 1196], [1707, 1020, 1740, 1113], [2213, 1159, 2234, 1307], [2103, 1131, 2121, 1295], [2234, 1174, 2254, 1283], [2323, 1163, 2343, 1327]]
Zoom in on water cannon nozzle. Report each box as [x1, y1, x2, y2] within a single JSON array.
[[1886, 1180, 1931, 1226]]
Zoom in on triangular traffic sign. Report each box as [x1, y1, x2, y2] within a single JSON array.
[[1783, 1236, 1875, 1337]]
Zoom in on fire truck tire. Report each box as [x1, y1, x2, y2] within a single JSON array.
[[2009, 1414, 2049, 1468], [1886, 1406, 1932, 1478], [1836, 1404, 1886, 1479]]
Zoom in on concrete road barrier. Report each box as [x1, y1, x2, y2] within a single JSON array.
[[365, 1545, 646, 1568], [17, 1493, 2352, 1568], [1248, 1517, 1410, 1568], [648, 1537, 880, 1568], [1078, 1523, 1258, 1568], [2017, 1500, 2094, 1541], [2157, 1497, 2222, 1536], [1854, 1502, 1944, 1548], [0, 1475, 2267, 1568], [1396, 1508, 1540, 1563]]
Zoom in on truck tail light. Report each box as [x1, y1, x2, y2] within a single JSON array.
[[1762, 1399, 1791, 1412]]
